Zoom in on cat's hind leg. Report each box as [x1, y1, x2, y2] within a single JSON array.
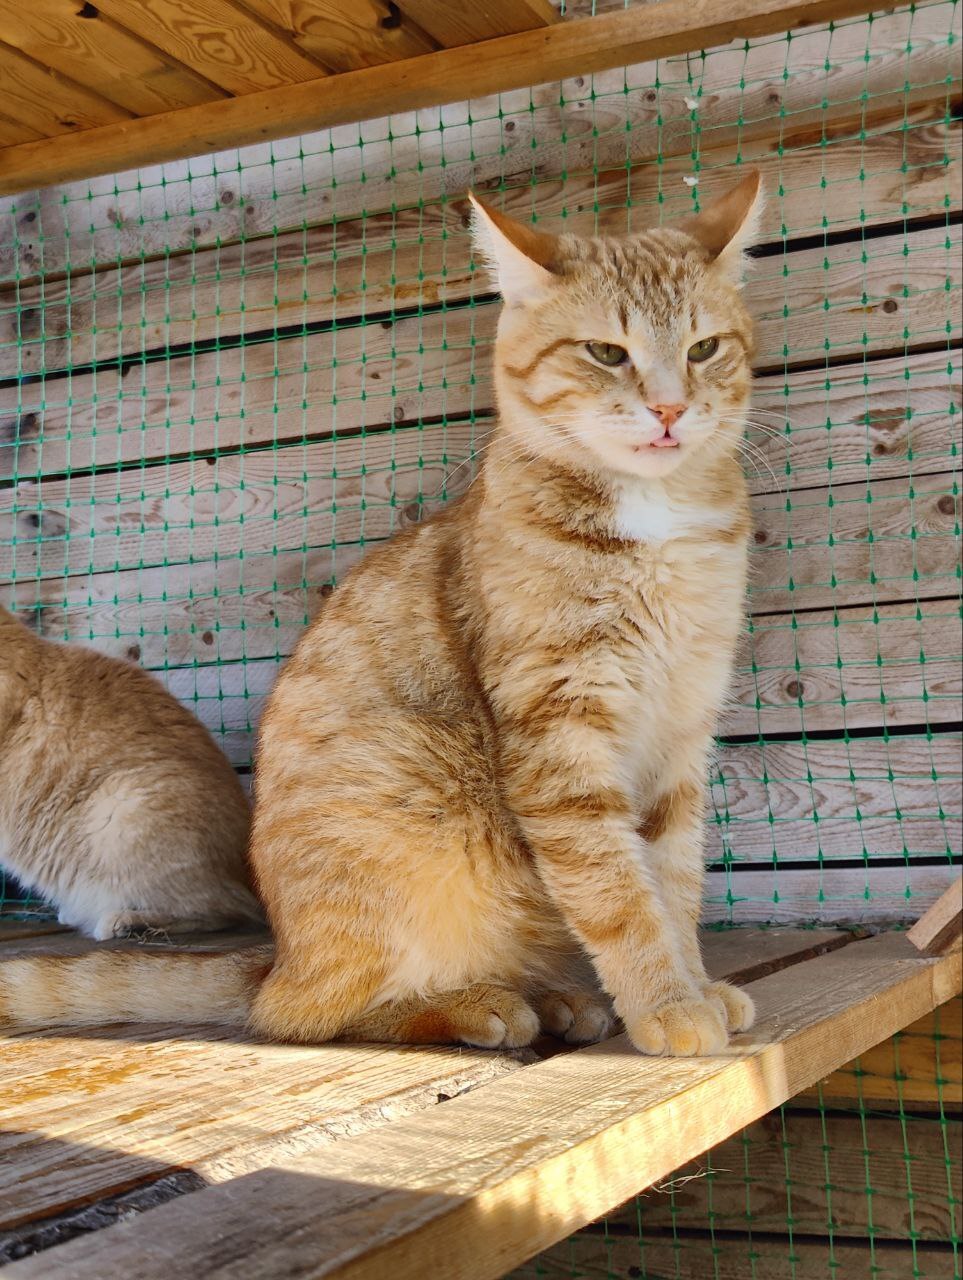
[[341, 983, 540, 1048]]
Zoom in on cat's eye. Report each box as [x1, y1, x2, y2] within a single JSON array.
[[586, 341, 628, 367], [687, 336, 720, 363]]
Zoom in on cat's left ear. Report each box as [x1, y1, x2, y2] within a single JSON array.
[[468, 193, 561, 305], [681, 169, 764, 284]]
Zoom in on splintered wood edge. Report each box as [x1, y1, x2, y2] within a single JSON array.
[[12, 931, 960, 1280], [0, 0, 892, 194], [907, 876, 963, 956]]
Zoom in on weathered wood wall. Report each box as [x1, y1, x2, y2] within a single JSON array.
[[0, 0, 960, 923]]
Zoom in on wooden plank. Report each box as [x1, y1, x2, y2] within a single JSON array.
[[237, 0, 437, 71], [800, 994, 962, 1107], [0, 1031, 528, 1232], [0, 116, 45, 149], [709, 735, 962, 865], [0, 928, 824, 1233], [1, 2, 957, 261], [908, 877, 963, 955], [3, 224, 959, 478], [395, 0, 559, 45], [0, 0, 228, 116], [747, 470, 960, 614], [749, 350, 963, 498], [3, 414, 958, 610], [6, 567, 961, 742], [6, 933, 958, 1280], [92, 0, 328, 95], [0, 419, 487, 580], [0, 45, 133, 139], [728, 599, 963, 737], [702, 866, 962, 926], [5, 126, 960, 376], [512, 1232, 960, 1280], [609, 1109, 962, 1241], [0, 0, 951, 195]]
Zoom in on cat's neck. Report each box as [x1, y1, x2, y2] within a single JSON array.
[[477, 428, 745, 547]]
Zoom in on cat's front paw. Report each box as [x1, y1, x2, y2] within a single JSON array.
[[625, 995, 728, 1056], [702, 980, 755, 1032]]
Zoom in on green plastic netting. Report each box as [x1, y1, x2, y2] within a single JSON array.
[[0, 1, 960, 1274], [1, 1, 959, 923]]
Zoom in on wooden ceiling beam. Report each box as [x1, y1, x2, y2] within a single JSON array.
[[0, 0, 897, 194]]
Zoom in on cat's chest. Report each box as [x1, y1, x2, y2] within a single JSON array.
[[612, 483, 733, 545]]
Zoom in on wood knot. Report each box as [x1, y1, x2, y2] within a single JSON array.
[[785, 679, 804, 699], [201, 630, 214, 645], [936, 495, 956, 516], [881, 298, 898, 314], [126, 644, 141, 662], [753, 528, 768, 544]]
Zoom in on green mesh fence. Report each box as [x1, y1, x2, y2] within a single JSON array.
[[0, 0, 959, 922], [0, 0, 960, 1273]]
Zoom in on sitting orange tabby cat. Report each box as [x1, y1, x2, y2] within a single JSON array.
[[1, 173, 760, 1055], [0, 606, 262, 939]]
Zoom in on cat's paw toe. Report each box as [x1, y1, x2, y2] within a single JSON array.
[[461, 990, 540, 1050], [702, 980, 755, 1032], [626, 996, 728, 1056], [536, 991, 613, 1043]]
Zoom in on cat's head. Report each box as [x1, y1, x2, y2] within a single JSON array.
[[469, 172, 762, 481]]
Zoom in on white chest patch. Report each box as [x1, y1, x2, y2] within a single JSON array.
[[613, 482, 726, 544]]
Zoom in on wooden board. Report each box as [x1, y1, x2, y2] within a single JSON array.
[[511, 1231, 960, 1280], [908, 876, 963, 955], [709, 735, 963, 864], [91, 0, 328, 95], [237, 1, 436, 71], [729, 599, 963, 737], [4, 440, 956, 619], [4, 110, 960, 376], [0, 46, 132, 141], [0, 0, 228, 116], [1, 4, 957, 278], [6, 933, 958, 1280], [4, 575, 961, 745], [0, 0, 950, 196], [800, 994, 962, 1107], [0, 926, 840, 1234], [2, 224, 958, 508], [701, 865, 962, 925], [613, 1107, 962, 1241]]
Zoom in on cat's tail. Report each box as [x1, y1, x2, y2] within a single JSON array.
[[0, 944, 273, 1028]]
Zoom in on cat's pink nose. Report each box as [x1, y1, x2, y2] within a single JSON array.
[[648, 402, 688, 429]]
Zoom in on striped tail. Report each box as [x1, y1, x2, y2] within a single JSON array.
[[0, 945, 273, 1028]]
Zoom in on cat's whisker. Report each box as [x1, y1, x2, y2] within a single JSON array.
[[738, 439, 780, 492]]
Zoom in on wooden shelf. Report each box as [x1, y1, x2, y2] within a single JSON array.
[[0, 0, 891, 195], [1, 923, 959, 1276]]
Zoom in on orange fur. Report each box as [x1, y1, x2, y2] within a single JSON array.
[[0, 606, 261, 943], [1, 173, 762, 1054]]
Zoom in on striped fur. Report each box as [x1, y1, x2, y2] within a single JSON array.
[[2, 173, 762, 1054]]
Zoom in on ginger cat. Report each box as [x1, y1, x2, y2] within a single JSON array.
[[1, 172, 760, 1055], [0, 605, 262, 939]]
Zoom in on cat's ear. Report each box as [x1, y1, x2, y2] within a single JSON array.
[[681, 170, 763, 283], [468, 193, 560, 304]]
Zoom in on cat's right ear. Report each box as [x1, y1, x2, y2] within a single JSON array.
[[468, 193, 560, 305]]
